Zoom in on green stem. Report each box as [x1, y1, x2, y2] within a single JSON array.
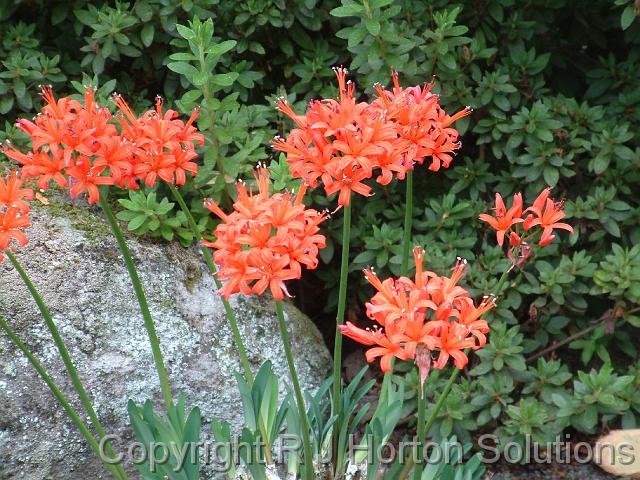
[[400, 170, 414, 275], [99, 193, 173, 409], [384, 171, 415, 409], [413, 377, 426, 480], [423, 367, 457, 439], [6, 251, 127, 480], [168, 185, 276, 465], [275, 301, 314, 480], [422, 268, 511, 430], [332, 201, 352, 465], [494, 268, 511, 298], [167, 184, 253, 385], [403, 268, 513, 480], [0, 316, 124, 480]]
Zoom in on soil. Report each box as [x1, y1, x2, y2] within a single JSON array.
[[488, 462, 621, 480]]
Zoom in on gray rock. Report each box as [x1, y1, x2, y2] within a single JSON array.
[[0, 200, 331, 479]]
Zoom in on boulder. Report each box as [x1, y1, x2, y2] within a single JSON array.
[[0, 200, 331, 479], [595, 429, 640, 478]]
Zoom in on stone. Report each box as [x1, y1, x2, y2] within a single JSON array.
[[0, 200, 331, 479], [594, 429, 640, 478]]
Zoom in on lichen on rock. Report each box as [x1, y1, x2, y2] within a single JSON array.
[[0, 201, 331, 479]]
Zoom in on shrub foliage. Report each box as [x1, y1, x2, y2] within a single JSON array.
[[1, 0, 639, 447]]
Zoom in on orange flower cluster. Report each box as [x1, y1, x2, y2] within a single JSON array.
[[204, 167, 327, 301], [273, 68, 470, 206], [339, 247, 494, 382], [1, 86, 204, 204], [0, 172, 33, 263], [479, 188, 574, 248]]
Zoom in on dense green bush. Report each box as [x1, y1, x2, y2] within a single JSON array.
[[1, 0, 639, 452]]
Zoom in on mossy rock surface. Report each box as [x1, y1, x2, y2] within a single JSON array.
[[0, 202, 331, 479]]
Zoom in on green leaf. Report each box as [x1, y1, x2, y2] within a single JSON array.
[[621, 5, 636, 30], [211, 72, 239, 87], [128, 214, 148, 231], [543, 166, 559, 187], [206, 40, 237, 57], [74, 9, 94, 26], [167, 62, 199, 79], [535, 129, 554, 142], [592, 155, 610, 175], [51, 5, 68, 25], [347, 26, 368, 48], [140, 24, 155, 47], [181, 89, 203, 105], [176, 24, 196, 40], [493, 95, 510, 111], [365, 19, 381, 36], [330, 4, 364, 18]]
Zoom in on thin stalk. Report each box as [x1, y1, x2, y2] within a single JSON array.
[[384, 172, 415, 412], [275, 301, 314, 480], [6, 251, 127, 480], [398, 366, 459, 480], [99, 193, 173, 409], [167, 183, 253, 385], [422, 268, 511, 426], [168, 185, 271, 464], [413, 377, 426, 480], [527, 311, 611, 363], [400, 170, 414, 275], [423, 367, 457, 439], [493, 268, 510, 298], [0, 316, 124, 480], [401, 268, 513, 480], [332, 201, 352, 464]]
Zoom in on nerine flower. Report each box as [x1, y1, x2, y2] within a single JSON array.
[[0, 172, 33, 263], [1, 87, 204, 204], [523, 188, 573, 246], [478, 192, 523, 246], [340, 247, 494, 383], [273, 68, 469, 206], [479, 188, 573, 249], [204, 167, 327, 301]]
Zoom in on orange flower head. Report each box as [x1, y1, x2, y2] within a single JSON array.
[[481, 188, 574, 257], [0, 172, 34, 212], [523, 189, 573, 246], [0, 172, 32, 263], [204, 167, 326, 301], [342, 249, 494, 383], [478, 192, 524, 246], [273, 69, 469, 207], [2, 88, 205, 204]]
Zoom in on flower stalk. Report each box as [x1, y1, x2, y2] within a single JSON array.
[[6, 251, 128, 480], [422, 267, 511, 421], [167, 183, 254, 385], [413, 376, 427, 480], [400, 170, 414, 275], [99, 192, 173, 409], [384, 169, 415, 407], [0, 316, 126, 480], [404, 267, 513, 479], [275, 301, 314, 480], [332, 200, 352, 461]]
